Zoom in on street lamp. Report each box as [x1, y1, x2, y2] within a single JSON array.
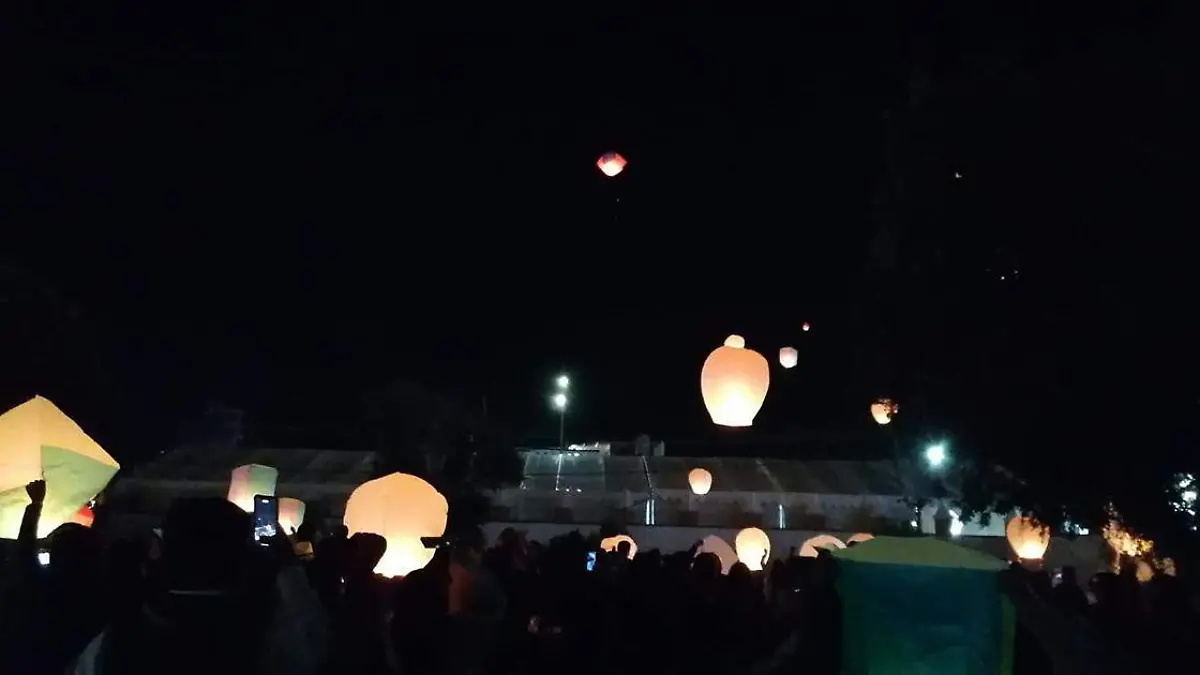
[[552, 374, 569, 450]]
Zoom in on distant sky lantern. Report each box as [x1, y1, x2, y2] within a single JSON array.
[[700, 335, 771, 427], [600, 534, 638, 559], [870, 399, 898, 425], [778, 346, 798, 369], [0, 396, 121, 538], [1005, 516, 1050, 560], [227, 464, 278, 513], [735, 527, 771, 570], [802, 322, 810, 332], [688, 468, 713, 495], [344, 472, 448, 577], [596, 152, 627, 177], [278, 497, 306, 534]]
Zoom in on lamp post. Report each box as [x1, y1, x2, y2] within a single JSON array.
[[552, 374, 569, 450]]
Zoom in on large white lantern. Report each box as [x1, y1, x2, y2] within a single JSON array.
[[870, 399, 898, 425], [1005, 515, 1050, 561], [700, 335, 770, 427], [778, 346, 798, 369], [734, 527, 771, 571], [227, 464, 278, 513], [0, 396, 121, 539], [278, 497, 306, 534], [600, 534, 637, 559], [688, 468, 713, 495], [344, 472, 448, 577]]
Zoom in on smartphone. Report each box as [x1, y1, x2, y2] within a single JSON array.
[[37, 550, 50, 567], [252, 495, 279, 545], [586, 551, 597, 572]]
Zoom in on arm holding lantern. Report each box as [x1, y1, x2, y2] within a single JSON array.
[[16, 480, 46, 575]]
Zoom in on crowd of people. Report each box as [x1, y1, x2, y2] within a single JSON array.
[[0, 479, 1196, 675]]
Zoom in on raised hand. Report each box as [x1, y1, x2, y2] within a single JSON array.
[[26, 479, 46, 505]]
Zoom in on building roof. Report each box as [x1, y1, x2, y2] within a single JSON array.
[[128, 444, 379, 486]]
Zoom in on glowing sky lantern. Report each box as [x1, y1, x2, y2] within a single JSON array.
[[0, 396, 121, 539], [870, 398, 898, 425], [697, 534, 738, 574], [596, 152, 627, 177], [688, 468, 713, 495], [700, 335, 770, 427], [344, 472, 448, 577], [778, 346, 798, 369], [1005, 515, 1050, 561], [68, 504, 95, 528], [802, 322, 811, 332], [600, 534, 638, 559], [278, 497, 306, 534], [799, 534, 847, 557], [227, 464, 278, 513], [734, 527, 771, 570]]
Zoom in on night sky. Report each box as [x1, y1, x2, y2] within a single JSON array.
[[2, 4, 1196, 480]]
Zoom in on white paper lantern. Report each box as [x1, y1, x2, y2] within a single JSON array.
[[700, 335, 770, 427], [227, 464, 278, 513], [344, 473, 448, 577], [799, 534, 847, 557], [688, 468, 713, 495], [600, 534, 637, 559], [778, 346, 798, 369], [870, 398, 898, 425], [734, 527, 771, 570], [279, 498, 306, 534], [696, 534, 738, 574], [0, 396, 121, 538]]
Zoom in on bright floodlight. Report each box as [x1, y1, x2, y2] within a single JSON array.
[[925, 444, 947, 467], [552, 393, 568, 410], [556, 375, 569, 389]]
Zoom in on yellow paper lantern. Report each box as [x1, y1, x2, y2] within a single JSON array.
[[344, 472, 448, 577], [700, 335, 770, 427], [687, 468, 713, 495], [799, 534, 847, 557], [1005, 516, 1050, 560], [600, 534, 637, 559], [778, 346, 798, 369], [227, 464, 278, 513], [847, 532, 874, 545], [870, 398, 898, 425], [0, 396, 120, 539], [734, 527, 771, 570], [696, 534, 738, 574], [278, 497, 306, 534]]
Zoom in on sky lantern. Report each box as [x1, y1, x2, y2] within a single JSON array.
[[600, 534, 638, 559], [68, 504, 95, 528], [696, 534, 738, 574], [0, 396, 121, 539], [596, 152, 627, 177], [847, 533, 874, 545], [734, 527, 771, 570], [778, 346, 798, 369], [799, 534, 847, 557], [802, 322, 810, 332], [278, 497, 306, 534], [1005, 516, 1050, 560], [870, 399, 898, 425], [700, 335, 770, 427], [687, 468, 713, 495], [344, 472, 448, 577], [227, 464, 278, 513]]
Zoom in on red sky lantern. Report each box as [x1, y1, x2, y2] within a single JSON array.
[[596, 152, 627, 177]]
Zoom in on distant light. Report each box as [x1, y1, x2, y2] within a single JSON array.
[[925, 444, 947, 467], [802, 322, 810, 332], [552, 393, 568, 410], [954, 172, 962, 179], [556, 375, 569, 389], [596, 152, 627, 177], [949, 510, 964, 537]]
